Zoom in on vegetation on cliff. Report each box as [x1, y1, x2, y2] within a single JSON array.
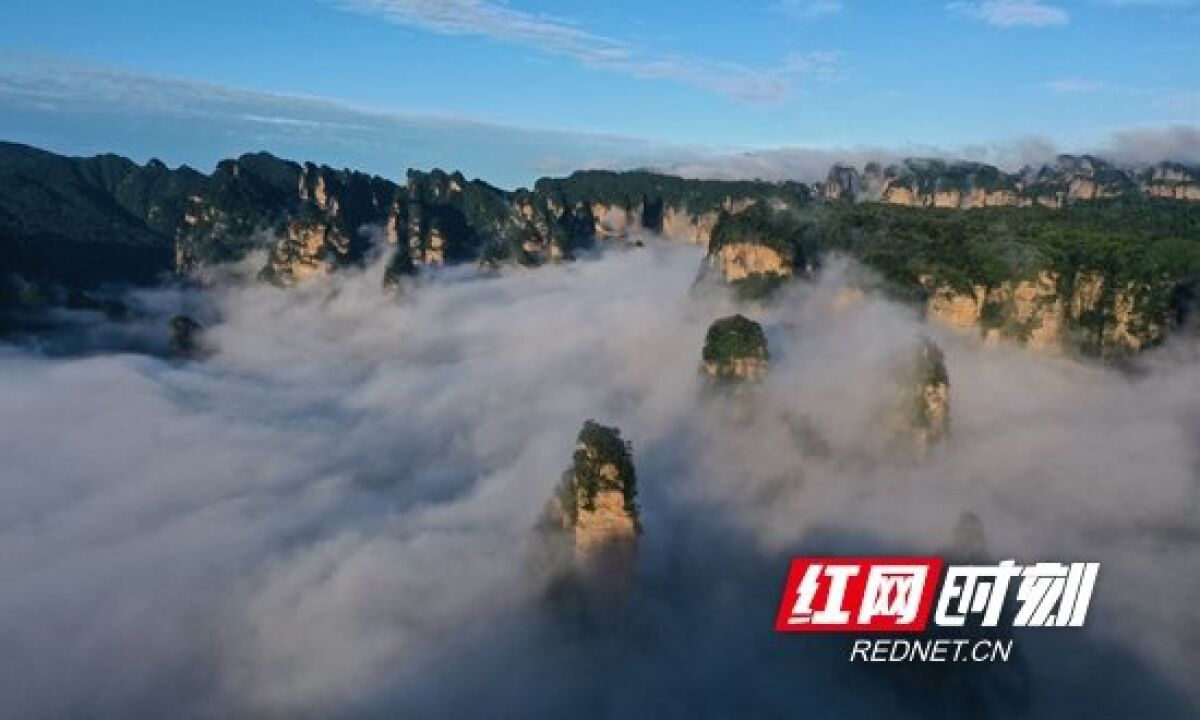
[[535, 169, 811, 222], [557, 420, 639, 525], [701, 314, 769, 381], [4, 142, 1199, 356], [710, 198, 1200, 354]]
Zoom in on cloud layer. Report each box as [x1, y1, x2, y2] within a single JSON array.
[[659, 127, 1200, 181], [950, 0, 1070, 27], [1, 241, 1198, 717], [335, 0, 839, 103], [0, 52, 670, 189]]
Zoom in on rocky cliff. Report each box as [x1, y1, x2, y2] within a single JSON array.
[[884, 338, 951, 454], [4, 142, 1198, 358], [923, 270, 1166, 357], [821, 156, 1200, 209], [178, 162, 795, 284], [699, 204, 811, 300], [707, 193, 1199, 358], [538, 420, 640, 616], [908, 339, 950, 452]]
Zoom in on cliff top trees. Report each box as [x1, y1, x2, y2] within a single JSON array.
[[557, 420, 639, 526], [701, 314, 769, 382]]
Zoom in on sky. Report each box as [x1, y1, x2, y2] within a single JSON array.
[[0, 0, 1198, 187]]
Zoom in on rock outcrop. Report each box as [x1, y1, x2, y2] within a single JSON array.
[[709, 243, 793, 284], [821, 156, 1200, 208], [701, 314, 769, 382], [177, 156, 393, 284], [538, 421, 640, 616], [699, 204, 806, 299], [923, 271, 1164, 357], [4, 139, 1197, 349], [893, 339, 950, 453]]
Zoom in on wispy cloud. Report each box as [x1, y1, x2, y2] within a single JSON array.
[[1041, 78, 1108, 94], [1105, 125, 1200, 164], [783, 51, 845, 82], [333, 0, 839, 103], [777, 0, 845, 20], [0, 52, 683, 188], [949, 0, 1069, 27], [1106, 0, 1196, 7]]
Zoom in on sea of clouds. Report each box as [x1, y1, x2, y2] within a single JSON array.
[[1, 240, 1198, 718]]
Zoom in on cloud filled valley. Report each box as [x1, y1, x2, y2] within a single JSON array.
[[2, 240, 1199, 718]]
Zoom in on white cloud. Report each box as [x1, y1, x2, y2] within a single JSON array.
[[950, 0, 1070, 27], [0, 52, 683, 188], [783, 51, 845, 82], [778, 0, 845, 19], [1105, 125, 1200, 164], [333, 0, 840, 103], [3, 247, 1200, 715], [1041, 78, 1108, 94], [1106, 0, 1196, 7], [658, 127, 1200, 182]]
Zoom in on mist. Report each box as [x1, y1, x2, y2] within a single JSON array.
[[1, 241, 1198, 718], [658, 126, 1199, 182]]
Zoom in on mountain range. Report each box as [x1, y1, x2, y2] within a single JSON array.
[[3, 141, 1199, 358]]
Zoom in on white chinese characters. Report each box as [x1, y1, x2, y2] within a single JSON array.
[[936, 560, 1099, 627]]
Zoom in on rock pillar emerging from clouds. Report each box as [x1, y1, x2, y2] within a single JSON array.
[[539, 420, 640, 618]]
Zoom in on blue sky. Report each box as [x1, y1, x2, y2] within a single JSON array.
[[1, 0, 1197, 187]]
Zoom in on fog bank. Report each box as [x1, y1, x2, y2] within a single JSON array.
[[1, 243, 1198, 718]]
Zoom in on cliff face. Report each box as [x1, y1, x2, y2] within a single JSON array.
[[177, 156, 396, 283], [4, 141, 1198, 358], [924, 270, 1164, 357], [185, 163, 787, 283], [822, 156, 1200, 208], [709, 243, 793, 283], [539, 421, 640, 614], [699, 204, 807, 300], [911, 339, 950, 451]]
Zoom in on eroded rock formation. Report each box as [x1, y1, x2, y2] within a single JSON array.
[[821, 156, 1200, 208], [923, 270, 1165, 357], [538, 420, 640, 616], [710, 243, 793, 284], [889, 338, 950, 453]]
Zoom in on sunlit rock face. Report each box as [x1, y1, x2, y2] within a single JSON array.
[[662, 206, 721, 245], [1141, 163, 1200, 200], [922, 270, 1164, 358], [697, 205, 801, 302], [177, 155, 394, 282], [262, 218, 341, 284], [538, 421, 640, 617], [710, 243, 793, 284], [589, 203, 641, 242], [701, 314, 769, 382]]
